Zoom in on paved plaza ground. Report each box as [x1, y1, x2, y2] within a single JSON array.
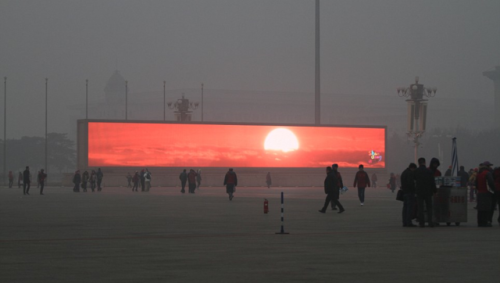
[[1, 185, 498, 283]]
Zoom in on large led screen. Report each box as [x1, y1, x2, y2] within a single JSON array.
[[87, 122, 385, 168]]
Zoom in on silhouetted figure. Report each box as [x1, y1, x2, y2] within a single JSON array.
[[96, 168, 104, 191], [82, 171, 89, 192], [401, 163, 417, 227], [266, 172, 272, 188], [38, 169, 47, 195], [415, 158, 437, 227], [492, 166, 500, 226], [140, 169, 145, 191], [476, 161, 495, 227], [353, 164, 370, 205], [444, 166, 452, 177], [429, 158, 442, 177], [331, 164, 344, 210], [126, 173, 132, 188], [179, 169, 187, 193], [389, 173, 397, 193], [90, 170, 96, 192], [196, 169, 202, 190], [73, 170, 81, 193], [144, 169, 152, 192], [188, 169, 197, 194], [319, 166, 344, 214], [8, 171, 13, 188], [23, 166, 31, 195], [224, 168, 237, 200], [132, 172, 139, 192]]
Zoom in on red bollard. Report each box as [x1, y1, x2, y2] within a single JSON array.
[[264, 199, 269, 214]]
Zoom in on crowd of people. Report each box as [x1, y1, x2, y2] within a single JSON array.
[[7, 167, 47, 195], [398, 158, 500, 228]]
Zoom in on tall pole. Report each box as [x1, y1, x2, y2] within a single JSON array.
[[201, 83, 204, 122], [3, 77, 6, 186], [315, 0, 320, 125], [125, 80, 128, 120], [163, 81, 166, 121], [85, 79, 88, 119], [45, 78, 48, 174]]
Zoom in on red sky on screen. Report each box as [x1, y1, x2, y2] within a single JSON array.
[[88, 123, 385, 168]]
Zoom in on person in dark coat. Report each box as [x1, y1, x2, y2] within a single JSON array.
[[476, 161, 495, 227], [188, 169, 197, 194], [331, 164, 344, 210], [90, 170, 96, 192], [414, 158, 437, 227], [179, 169, 187, 193], [139, 169, 145, 192], [38, 169, 47, 195], [81, 171, 89, 192], [96, 168, 104, 191], [353, 164, 370, 205], [73, 170, 81, 193], [224, 168, 238, 201], [389, 173, 397, 193], [196, 169, 202, 190], [319, 166, 344, 213], [492, 166, 500, 226], [132, 171, 139, 192], [429, 158, 442, 177], [23, 166, 31, 195], [401, 163, 417, 227], [458, 166, 469, 188], [444, 166, 452, 177]]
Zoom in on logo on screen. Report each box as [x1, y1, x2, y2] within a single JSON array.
[[368, 150, 383, 164]]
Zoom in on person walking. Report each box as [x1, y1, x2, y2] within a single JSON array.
[[401, 163, 417, 227], [353, 164, 370, 205], [414, 158, 437, 228], [476, 161, 495, 227], [23, 166, 31, 195], [38, 169, 47, 195], [73, 170, 81, 193], [188, 169, 197, 194], [266, 172, 272, 188], [389, 173, 397, 193], [81, 171, 89, 192], [96, 168, 104, 192], [132, 171, 139, 192], [196, 169, 202, 190], [90, 170, 96, 192], [224, 168, 237, 201], [371, 172, 378, 188], [179, 169, 187, 193], [331, 164, 344, 210], [8, 171, 13, 188], [126, 173, 132, 188], [144, 169, 152, 192], [319, 166, 344, 214]]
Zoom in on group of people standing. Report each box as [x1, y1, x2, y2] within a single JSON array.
[[72, 168, 103, 193], [130, 169, 152, 192], [179, 169, 202, 194], [399, 157, 500, 228]]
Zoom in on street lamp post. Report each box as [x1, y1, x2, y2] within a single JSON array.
[[163, 81, 166, 121], [125, 80, 128, 120], [85, 79, 88, 119], [201, 83, 204, 122], [3, 77, 6, 186], [314, 0, 320, 125], [45, 78, 48, 175], [397, 77, 437, 163], [167, 94, 199, 122]]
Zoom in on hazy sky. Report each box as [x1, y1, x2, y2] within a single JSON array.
[[1, 0, 499, 138]]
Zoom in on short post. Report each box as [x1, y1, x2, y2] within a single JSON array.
[[276, 191, 289, 234]]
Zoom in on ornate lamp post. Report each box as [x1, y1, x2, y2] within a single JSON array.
[[167, 94, 199, 122], [397, 77, 437, 163]]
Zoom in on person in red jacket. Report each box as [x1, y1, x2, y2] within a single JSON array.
[[475, 161, 495, 227], [353, 164, 371, 205], [188, 169, 198, 194], [224, 168, 238, 201]]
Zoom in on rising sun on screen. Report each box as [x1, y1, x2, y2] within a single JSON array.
[[264, 128, 299, 152]]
